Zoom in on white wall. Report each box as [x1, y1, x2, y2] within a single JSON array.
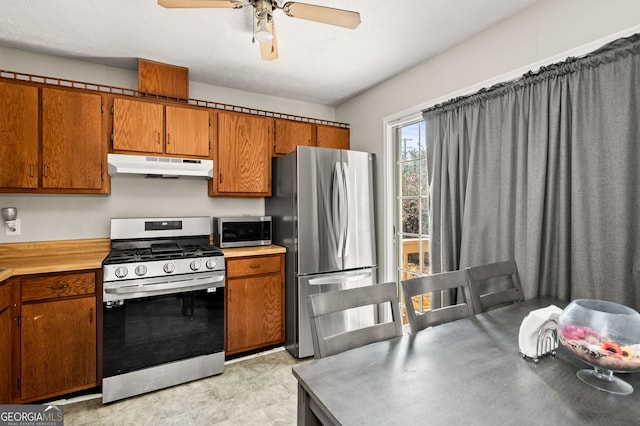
[[335, 0, 640, 281], [0, 46, 336, 243]]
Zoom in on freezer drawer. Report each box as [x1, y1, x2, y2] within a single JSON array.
[[296, 268, 377, 358]]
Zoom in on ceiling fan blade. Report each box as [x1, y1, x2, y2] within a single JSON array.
[[260, 21, 279, 61], [282, 2, 360, 29], [158, 0, 243, 9]]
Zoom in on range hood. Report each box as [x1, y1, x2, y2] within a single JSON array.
[[108, 154, 213, 179]]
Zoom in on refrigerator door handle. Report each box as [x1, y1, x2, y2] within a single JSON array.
[[308, 272, 373, 286], [332, 162, 341, 256], [334, 161, 347, 258], [341, 161, 351, 257]]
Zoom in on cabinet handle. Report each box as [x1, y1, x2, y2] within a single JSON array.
[[89, 308, 94, 323], [167, 133, 171, 145], [249, 265, 260, 269], [157, 132, 161, 145], [43, 164, 48, 177], [50, 284, 69, 290], [29, 164, 34, 177]]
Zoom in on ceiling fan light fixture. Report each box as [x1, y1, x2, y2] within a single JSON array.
[[161, 0, 360, 60], [255, 17, 273, 43]]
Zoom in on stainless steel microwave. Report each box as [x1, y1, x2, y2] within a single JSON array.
[[212, 216, 272, 248]]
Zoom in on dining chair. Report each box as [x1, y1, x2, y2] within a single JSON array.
[[306, 281, 403, 359], [401, 270, 476, 333], [465, 259, 524, 312]]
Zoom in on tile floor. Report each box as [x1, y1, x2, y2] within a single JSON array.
[[60, 348, 309, 426]]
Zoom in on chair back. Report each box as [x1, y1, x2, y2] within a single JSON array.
[[401, 270, 476, 333], [306, 281, 403, 359], [465, 260, 524, 312]]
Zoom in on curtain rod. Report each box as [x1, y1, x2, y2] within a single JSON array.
[[422, 32, 640, 117]]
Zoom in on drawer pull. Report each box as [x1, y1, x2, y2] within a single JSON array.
[[249, 265, 260, 269], [50, 284, 69, 290]]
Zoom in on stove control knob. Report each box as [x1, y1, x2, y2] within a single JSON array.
[[135, 265, 148, 276], [206, 259, 217, 269], [190, 260, 202, 271], [163, 263, 175, 274], [115, 266, 128, 279]]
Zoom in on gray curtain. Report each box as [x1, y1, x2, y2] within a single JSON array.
[[423, 34, 640, 310]]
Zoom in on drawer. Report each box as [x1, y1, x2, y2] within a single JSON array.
[[226, 255, 282, 278], [0, 281, 10, 312], [22, 272, 96, 302]]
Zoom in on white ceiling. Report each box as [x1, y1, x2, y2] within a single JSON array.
[[0, 0, 539, 106]]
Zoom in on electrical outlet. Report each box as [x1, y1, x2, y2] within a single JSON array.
[[6, 219, 21, 236]]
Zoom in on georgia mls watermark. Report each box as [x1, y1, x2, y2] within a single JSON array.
[[0, 405, 64, 426]]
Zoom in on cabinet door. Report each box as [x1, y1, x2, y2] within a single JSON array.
[[215, 111, 271, 195], [316, 125, 350, 150], [226, 273, 284, 354], [274, 119, 313, 155], [112, 97, 164, 154], [165, 105, 210, 157], [41, 88, 104, 190], [0, 82, 39, 189], [0, 282, 12, 404], [21, 297, 96, 401]]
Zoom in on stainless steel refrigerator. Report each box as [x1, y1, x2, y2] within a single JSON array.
[[265, 146, 377, 358]]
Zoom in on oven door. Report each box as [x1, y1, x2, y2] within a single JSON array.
[[102, 285, 224, 379]]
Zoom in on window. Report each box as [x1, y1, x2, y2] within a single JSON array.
[[395, 119, 430, 323]]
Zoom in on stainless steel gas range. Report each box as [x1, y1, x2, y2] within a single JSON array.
[[101, 217, 225, 404]]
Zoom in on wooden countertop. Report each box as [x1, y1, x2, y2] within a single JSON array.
[[0, 239, 285, 282], [0, 239, 110, 279], [221, 245, 286, 258]]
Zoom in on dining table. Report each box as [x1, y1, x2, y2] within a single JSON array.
[[292, 297, 640, 425]]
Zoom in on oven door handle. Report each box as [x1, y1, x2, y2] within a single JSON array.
[[105, 274, 224, 296]]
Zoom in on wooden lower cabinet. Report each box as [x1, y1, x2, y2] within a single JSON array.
[[0, 280, 12, 404], [225, 254, 284, 355], [17, 271, 99, 402]]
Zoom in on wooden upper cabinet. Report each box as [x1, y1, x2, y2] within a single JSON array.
[[41, 88, 104, 190], [138, 59, 189, 99], [0, 83, 108, 194], [211, 111, 271, 196], [165, 105, 209, 157], [0, 81, 39, 189], [316, 125, 350, 150], [112, 97, 210, 158], [112, 97, 163, 154], [274, 119, 313, 155]]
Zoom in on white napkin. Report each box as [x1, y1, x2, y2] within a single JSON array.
[[518, 305, 563, 358]]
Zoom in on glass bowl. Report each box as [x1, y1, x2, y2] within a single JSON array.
[[558, 299, 640, 395]]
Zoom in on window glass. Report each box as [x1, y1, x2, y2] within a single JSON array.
[[395, 120, 430, 326]]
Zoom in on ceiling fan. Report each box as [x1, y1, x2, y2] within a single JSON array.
[[158, 0, 361, 61]]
